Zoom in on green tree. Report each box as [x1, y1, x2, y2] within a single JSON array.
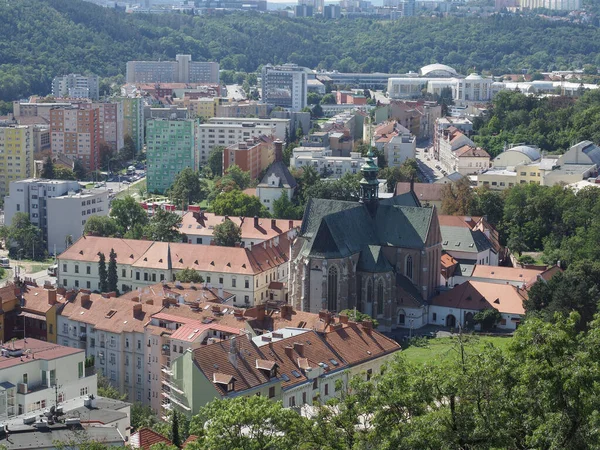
[[175, 268, 205, 283], [107, 248, 118, 294], [473, 308, 502, 330], [339, 309, 379, 328], [441, 177, 474, 216], [144, 209, 182, 242], [5, 212, 46, 260], [167, 167, 208, 208], [120, 135, 136, 161], [54, 166, 77, 180], [41, 156, 54, 179], [171, 410, 181, 448], [73, 159, 87, 180], [320, 93, 336, 104], [223, 165, 252, 190], [295, 122, 304, 141], [272, 193, 303, 220], [83, 216, 120, 237], [207, 146, 224, 177], [97, 373, 126, 401], [110, 196, 148, 233], [188, 396, 307, 450], [210, 190, 270, 218], [131, 403, 158, 431], [212, 219, 242, 247], [98, 252, 108, 293]]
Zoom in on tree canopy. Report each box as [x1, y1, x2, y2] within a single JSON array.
[[212, 219, 242, 247], [210, 190, 270, 218]]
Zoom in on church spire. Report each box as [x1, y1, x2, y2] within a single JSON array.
[[359, 148, 379, 214]]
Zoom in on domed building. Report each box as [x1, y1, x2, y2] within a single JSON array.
[[492, 145, 541, 169], [454, 73, 493, 102], [419, 64, 459, 78], [288, 151, 443, 331]]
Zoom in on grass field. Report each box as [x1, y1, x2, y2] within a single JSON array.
[[402, 335, 512, 365]]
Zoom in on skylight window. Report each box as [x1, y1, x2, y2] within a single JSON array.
[[281, 374, 290, 382], [291, 370, 301, 378]]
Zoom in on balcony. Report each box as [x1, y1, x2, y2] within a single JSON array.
[[79, 333, 87, 341], [161, 345, 170, 356]]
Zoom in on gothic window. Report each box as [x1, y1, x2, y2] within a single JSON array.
[[327, 266, 338, 312], [367, 279, 373, 304], [377, 280, 384, 316], [406, 255, 413, 281]]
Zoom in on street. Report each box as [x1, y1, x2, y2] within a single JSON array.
[[225, 84, 247, 101], [415, 142, 444, 183]]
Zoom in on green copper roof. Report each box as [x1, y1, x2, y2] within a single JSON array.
[[357, 245, 393, 273]]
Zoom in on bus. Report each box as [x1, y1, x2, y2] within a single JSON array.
[[47, 264, 58, 277], [0, 257, 9, 268]]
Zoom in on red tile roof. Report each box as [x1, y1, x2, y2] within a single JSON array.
[[471, 265, 543, 283], [454, 145, 490, 158], [395, 182, 444, 202], [130, 428, 173, 450], [321, 324, 400, 366], [431, 281, 526, 315]]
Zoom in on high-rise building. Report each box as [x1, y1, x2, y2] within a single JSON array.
[[49, 107, 100, 171], [0, 125, 34, 197], [146, 119, 196, 194], [126, 55, 219, 84], [93, 102, 124, 152], [518, 0, 580, 9], [120, 97, 144, 154], [4, 179, 109, 252], [223, 135, 274, 180], [261, 64, 308, 112], [324, 4, 341, 18], [52, 74, 100, 100]]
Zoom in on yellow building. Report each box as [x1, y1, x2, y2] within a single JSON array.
[[0, 125, 34, 196]]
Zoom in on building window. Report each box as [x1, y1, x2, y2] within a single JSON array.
[[366, 279, 373, 304], [78, 362, 84, 378], [245, 280, 249, 289], [269, 387, 275, 398], [122, 269, 126, 278], [232, 278, 236, 287], [324, 384, 329, 395], [327, 266, 338, 312], [432, 313, 437, 321], [366, 369, 372, 381], [406, 255, 413, 280], [289, 396, 296, 407], [86, 266, 91, 275], [62, 264, 67, 273]]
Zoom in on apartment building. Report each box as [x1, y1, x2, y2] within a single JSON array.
[[207, 118, 289, 140], [57, 233, 293, 307], [126, 55, 219, 84], [0, 125, 34, 196], [216, 101, 268, 119], [120, 97, 144, 154], [223, 135, 274, 179], [261, 64, 308, 112], [519, 0, 580, 10], [146, 119, 195, 194], [49, 107, 100, 171], [290, 148, 371, 178], [52, 74, 100, 100], [0, 338, 97, 420], [56, 290, 162, 405], [93, 102, 124, 152], [13, 99, 89, 122], [196, 121, 273, 165], [384, 133, 416, 167], [180, 211, 300, 247], [4, 179, 109, 253]]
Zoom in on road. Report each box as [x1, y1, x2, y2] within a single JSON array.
[[415, 142, 444, 183], [225, 84, 247, 101]]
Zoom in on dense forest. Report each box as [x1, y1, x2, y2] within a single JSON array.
[[3, 0, 600, 101]]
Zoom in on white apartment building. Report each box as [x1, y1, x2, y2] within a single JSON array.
[[0, 338, 97, 420], [196, 121, 274, 165], [384, 133, 416, 167], [52, 74, 100, 100], [47, 189, 110, 253], [126, 55, 219, 84], [290, 147, 371, 178], [207, 117, 289, 141], [519, 0, 580, 10], [57, 291, 163, 406], [261, 64, 308, 112], [57, 234, 293, 307]]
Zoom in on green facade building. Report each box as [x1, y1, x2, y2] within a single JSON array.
[[146, 119, 196, 194], [120, 97, 144, 154]]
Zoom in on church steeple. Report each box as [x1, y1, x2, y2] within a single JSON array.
[[359, 148, 379, 215]]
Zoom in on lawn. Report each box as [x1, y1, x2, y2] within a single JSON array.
[[402, 335, 512, 365]]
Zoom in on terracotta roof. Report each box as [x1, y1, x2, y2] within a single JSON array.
[[268, 281, 284, 290], [169, 322, 241, 342], [130, 428, 173, 450], [243, 188, 257, 197], [395, 182, 444, 202], [60, 234, 292, 276], [431, 281, 526, 315], [471, 265, 543, 283], [437, 215, 477, 228], [182, 435, 198, 448], [245, 306, 328, 334], [120, 282, 233, 305], [59, 236, 154, 263], [150, 302, 251, 331], [59, 292, 164, 334], [0, 285, 19, 308], [180, 211, 300, 241], [20, 286, 58, 315], [454, 145, 490, 158], [441, 253, 459, 270], [192, 336, 271, 395], [264, 330, 347, 389], [0, 339, 82, 370], [322, 324, 400, 366]]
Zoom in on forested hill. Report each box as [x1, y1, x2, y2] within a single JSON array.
[[2, 0, 600, 101]]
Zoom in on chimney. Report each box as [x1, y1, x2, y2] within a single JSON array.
[[57, 287, 66, 296], [330, 322, 343, 331], [133, 303, 143, 314], [288, 220, 294, 229], [146, 299, 154, 305], [108, 291, 117, 298], [339, 313, 349, 324], [319, 310, 333, 325], [284, 346, 294, 359], [47, 289, 57, 306], [293, 342, 305, 357], [130, 296, 140, 303], [228, 336, 238, 368], [81, 294, 91, 305], [256, 304, 266, 321], [274, 140, 284, 162], [361, 320, 373, 334], [271, 219, 276, 230], [280, 304, 292, 320], [254, 216, 259, 228]]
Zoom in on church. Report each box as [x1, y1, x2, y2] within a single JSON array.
[[289, 151, 442, 331]]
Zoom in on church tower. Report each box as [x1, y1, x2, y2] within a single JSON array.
[[359, 148, 379, 215]]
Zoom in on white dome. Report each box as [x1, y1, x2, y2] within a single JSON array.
[[419, 64, 459, 77], [506, 145, 541, 161], [465, 73, 483, 80]]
